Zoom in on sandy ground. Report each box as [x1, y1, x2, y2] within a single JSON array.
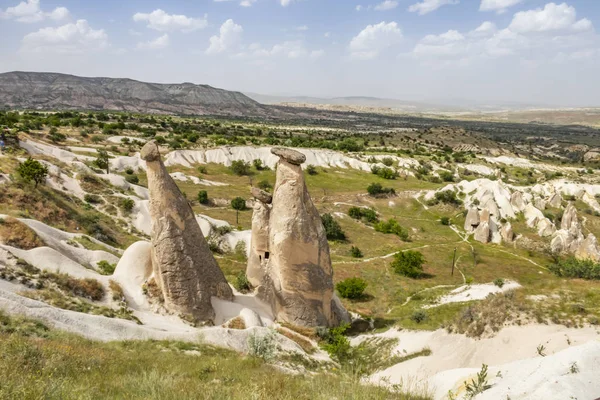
[[355, 325, 600, 399], [424, 281, 521, 308]]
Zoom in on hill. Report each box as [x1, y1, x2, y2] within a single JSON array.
[[0, 71, 268, 117]]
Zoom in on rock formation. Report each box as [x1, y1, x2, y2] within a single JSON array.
[[247, 147, 349, 327], [500, 223, 514, 243], [474, 221, 490, 243], [141, 141, 233, 324], [464, 207, 480, 233]]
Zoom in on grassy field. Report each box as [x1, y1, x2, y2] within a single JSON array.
[[0, 311, 430, 400]]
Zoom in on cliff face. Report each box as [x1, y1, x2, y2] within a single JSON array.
[[0, 71, 269, 116]]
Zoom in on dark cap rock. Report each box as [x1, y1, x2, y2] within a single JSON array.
[[251, 187, 272, 204], [141, 141, 161, 162], [271, 147, 306, 165]]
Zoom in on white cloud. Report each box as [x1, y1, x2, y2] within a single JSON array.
[[374, 1, 398, 11], [310, 49, 325, 59], [240, 0, 257, 6], [509, 3, 593, 33], [479, 0, 522, 14], [471, 21, 497, 37], [349, 21, 403, 60], [356, 5, 363, 11], [408, 0, 459, 15], [206, 19, 243, 55], [295, 25, 309, 31], [21, 19, 108, 54], [137, 34, 169, 50], [133, 9, 207, 32], [280, 0, 295, 6], [324, 32, 331, 38], [1, 0, 69, 23]]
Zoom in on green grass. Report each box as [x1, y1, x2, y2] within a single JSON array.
[[0, 310, 430, 400]]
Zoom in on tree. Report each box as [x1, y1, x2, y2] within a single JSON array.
[[391, 250, 425, 279], [231, 197, 247, 225], [336, 277, 368, 299], [230, 160, 251, 176], [321, 214, 346, 241], [306, 164, 318, 175], [120, 198, 135, 213], [350, 246, 363, 258], [95, 149, 110, 174], [252, 159, 264, 171], [198, 190, 209, 205], [17, 158, 48, 188]]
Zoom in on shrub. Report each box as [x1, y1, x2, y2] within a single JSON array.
[[234, 271, 251, 293], [247, 330, 277, 361], [440, 217, 450, 226], [252, 159, 265, 171], [348, 207, 379, 224], [84, 194, 102, 204], [427, 190, 463, 206], [52, 273, 105, 301], [373, 166, 398, 180], [391, 250, 425, 278], [493, 278, 505, 288], [17, 158, 48, 188], [306, 164, 318, 175], [94, 149, 110, 174], [381, 157, 394, 166], [125, 175, 139, 185], [350, 246, 363, 258], [231, 197, 247, 211], [367, 183, 395, 197], [119, 198, 135, 213], [374, 219, 409, 241], [97, 260, 116, 275], [197, 166, 207, 174], [0, 217, 44, 250], [257, 180, 272, 191], [230, 160, 251, 176], [198, 190, 209, 205], [125, 168, 134, 175], [548, 257, 600, 280], [320, 323, 352, 362], [336, 278, 367, 299], [439, 171, 455, 182], [411, 310, 428, 324], [321, 214, 346, 241]]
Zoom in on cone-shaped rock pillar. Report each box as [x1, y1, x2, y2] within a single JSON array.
[[248, 147, 349, 327], [141, 141, 233, 324]]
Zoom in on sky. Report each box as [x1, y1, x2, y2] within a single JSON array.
[[1, 0, 599, 107]]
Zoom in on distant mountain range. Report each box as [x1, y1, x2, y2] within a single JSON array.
[[0, 71, 268, 117]]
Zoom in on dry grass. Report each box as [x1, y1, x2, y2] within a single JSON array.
[[0, 217, 44, 250], [109, 280, 125, 302], [276, 328, 316, 354], [223, 316, 246, 330]]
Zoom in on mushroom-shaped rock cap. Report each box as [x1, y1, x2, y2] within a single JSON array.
[[271, 147, 306, 165], [140, 141, 161, 162], [251, 187, 273, 204]]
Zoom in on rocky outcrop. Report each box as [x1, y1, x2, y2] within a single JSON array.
[[548, 192, 563, 208], [247, 188, 272, 288], [141, 141, 233, 324], [510, 191, 525, 212], [474, 221, 491, 244], [500, 223, 514, 243], [464, 208, 480, 233], [247, 147, 349, 327], [575, 234, 600, 261]]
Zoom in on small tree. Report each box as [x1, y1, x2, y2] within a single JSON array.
[[198, 190, 209, 205], [252, 159, 264, 171], [95, 149, 110, 174], [231, 197, 247, 225], [391, 250, 425, 279], [230, 160, 251, 176], [17, 158, 48, 188], [306, 164, 318, 175], [336, 277, 368, 299], [120, 198, 135, 213], [440, 217, 450, 226], [321, 214, 346, 241], [350, 246, 363, 258]]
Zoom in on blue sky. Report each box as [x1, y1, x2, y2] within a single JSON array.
[[1, 0, 599, 106]]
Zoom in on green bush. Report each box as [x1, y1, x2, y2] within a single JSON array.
[[125, 168, 134, 175], [230, 160, 251, 176], [84, 194, 102, 204], [97, 260, 116, 275], [427, 190, 463, 206], [119, 198, 135, 213], [320, 323, 352, 362], [257, 180, 272, 191], [321, 214, 346, 241], [548, 257, 600, 280], [493, 278, 505, 288], [336, 278, 367, 299], [440, 217, 450, 226], [371, 166, 398, 180], [410, 310, 428, 324], [198, 190, 209, 205], [306, 164, 318, 175], [375, 219, 409, 241], [439, 171, 455, 182], [367, 183, 395, 197], [348, 207, 379, 224], [350, 246, 363, 258], [391, 250, 425, 279], [125, 175, 139, 185], [234, 271, 251, 293]]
